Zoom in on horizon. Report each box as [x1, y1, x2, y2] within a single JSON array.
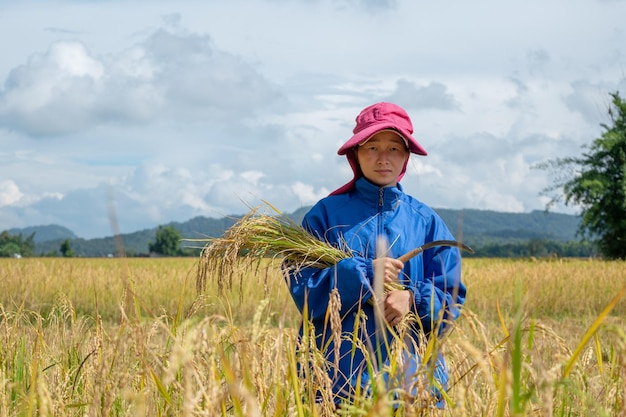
[[7, 205, 581, 241]]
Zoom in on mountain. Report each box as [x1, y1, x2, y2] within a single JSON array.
[[9, 208, 582, 257], [286, 207, 580, 245], [434, 208, 580, 246], [7, 224, 77, 243], [29, 216, 242, 257]]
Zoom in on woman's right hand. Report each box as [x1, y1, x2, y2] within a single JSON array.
[[372, 257, 404, 284]]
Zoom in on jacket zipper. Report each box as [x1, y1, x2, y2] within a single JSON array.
[[378, 187, 385, 243]]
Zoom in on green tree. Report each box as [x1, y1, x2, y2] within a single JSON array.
[[20, 232, 35, 257], [0, 241, 21, 257], [0, 231, 35, 257], [538, 92, 626, 259], [60, 239, 76, 257], [148, 226, 182, 256]]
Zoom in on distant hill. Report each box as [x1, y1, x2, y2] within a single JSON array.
[[11, 207, 583, 257], [287, 207, 580, 245], [8, 225, 77, 243], [30, 216, 242, 257], [434, 208, 580, 246]]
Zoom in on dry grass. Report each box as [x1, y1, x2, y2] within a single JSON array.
[[0, 257, 624, 416], [463, 257, 626, 325]]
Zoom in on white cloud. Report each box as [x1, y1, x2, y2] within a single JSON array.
[[291, 181, 330, 206], [0, 28, 281, 136], [0, 180, 23, 207]]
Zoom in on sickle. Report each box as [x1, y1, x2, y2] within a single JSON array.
[[397, 239, 474, 263]]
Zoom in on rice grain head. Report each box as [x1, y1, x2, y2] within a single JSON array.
[[195, 203, 352, 296]]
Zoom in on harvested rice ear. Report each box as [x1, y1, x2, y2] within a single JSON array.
[[193, 203, 352, 296]]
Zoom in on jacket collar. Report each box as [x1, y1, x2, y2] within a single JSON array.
[[354, 177, 403, 209]]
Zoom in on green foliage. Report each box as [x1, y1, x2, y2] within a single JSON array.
[[538, 92, 626, 259], [0, 230, 35, 257], [60, 239, 76, 257], [149, 225, 183, 256]]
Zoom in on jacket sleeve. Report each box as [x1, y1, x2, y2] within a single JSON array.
[[409, 216, 466, 336], [284, 204, 375, 320], [286, 256, 374, 320]]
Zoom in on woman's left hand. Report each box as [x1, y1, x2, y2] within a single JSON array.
[[383, 289, 412, 326]]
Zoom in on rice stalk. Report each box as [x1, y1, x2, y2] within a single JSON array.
[[195, 203, 352, 295]]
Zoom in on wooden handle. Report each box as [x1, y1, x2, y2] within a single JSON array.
[[397, 239, 474, 263]]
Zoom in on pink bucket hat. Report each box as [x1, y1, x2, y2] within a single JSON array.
[[330, 102, 427, 195]]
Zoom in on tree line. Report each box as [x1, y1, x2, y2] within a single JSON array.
[[0, 230, 79, 258], [0, 226, 192, 258]]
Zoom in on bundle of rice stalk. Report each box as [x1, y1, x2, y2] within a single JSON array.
[[195, 203, 352, 295]]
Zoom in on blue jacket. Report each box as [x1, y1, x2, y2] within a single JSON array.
[[286, 177, 466, 402]]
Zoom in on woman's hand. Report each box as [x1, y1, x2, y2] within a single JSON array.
[[383, 290, 413, 326], [372, 257, 404, 284], [373, 257, 411, 325]]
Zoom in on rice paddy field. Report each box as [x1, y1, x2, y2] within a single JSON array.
[[0, 256, 625, 416]]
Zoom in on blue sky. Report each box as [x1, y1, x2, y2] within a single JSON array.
[[1, 0, 625, 239]]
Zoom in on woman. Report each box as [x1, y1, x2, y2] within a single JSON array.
[[285, 102, 466, 408]]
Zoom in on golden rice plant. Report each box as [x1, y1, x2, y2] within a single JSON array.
[[1, 258, 625, 415], [194, 202, 352, 296]]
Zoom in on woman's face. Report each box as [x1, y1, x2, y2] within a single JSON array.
[[355, 130, 410, 188]]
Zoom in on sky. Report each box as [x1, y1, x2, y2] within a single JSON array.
[[1, 0, 625, 239]]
